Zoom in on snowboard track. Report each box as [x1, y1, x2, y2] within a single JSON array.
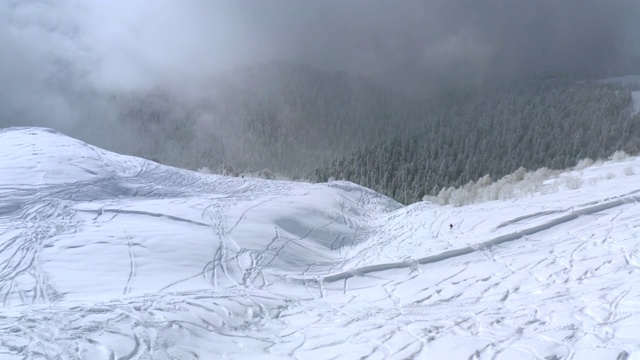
[[321, 192, 640, 283]]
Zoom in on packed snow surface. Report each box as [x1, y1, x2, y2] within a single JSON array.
[[2, 128, 640, 359]]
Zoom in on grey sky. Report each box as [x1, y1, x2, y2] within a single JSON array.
[[1, 0, 639, 128]]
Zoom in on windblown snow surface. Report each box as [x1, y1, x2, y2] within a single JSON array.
[[3, 127, 640, 359]]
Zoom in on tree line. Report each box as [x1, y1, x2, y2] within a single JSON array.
[[72, 63, 640, 205], [308, 79, 640, 204]]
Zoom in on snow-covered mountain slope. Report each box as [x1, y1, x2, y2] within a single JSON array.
[[2, 127, 640, 359]]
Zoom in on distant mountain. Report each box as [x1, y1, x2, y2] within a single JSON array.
[[75, 65, 640, 205], [95, 62, 419, 173], [205, 62, 422, 171]]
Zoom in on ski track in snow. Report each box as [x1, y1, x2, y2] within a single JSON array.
[[3, 128, 640, 359]]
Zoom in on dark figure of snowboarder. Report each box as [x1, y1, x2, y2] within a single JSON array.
[[449, 223, 453, 230]]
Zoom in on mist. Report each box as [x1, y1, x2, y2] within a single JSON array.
[[1, 0, 639, 161]]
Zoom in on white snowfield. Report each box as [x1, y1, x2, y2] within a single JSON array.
[[2, 128, 640, 359]]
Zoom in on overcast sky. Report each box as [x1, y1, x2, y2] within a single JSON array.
[[1, 0, 639, 128]]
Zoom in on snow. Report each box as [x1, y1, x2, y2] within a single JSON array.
[[3, 127, 640, 359]]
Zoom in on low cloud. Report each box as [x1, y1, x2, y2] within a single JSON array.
[[1, 0, 638, 130]]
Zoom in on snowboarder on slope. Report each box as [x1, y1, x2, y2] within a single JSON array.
[[449, 223, 453, 230]]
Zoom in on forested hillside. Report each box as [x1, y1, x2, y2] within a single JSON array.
[[309, 80, 640, 204], [78, 63, 640, 205], [89, 63, 417, 173]]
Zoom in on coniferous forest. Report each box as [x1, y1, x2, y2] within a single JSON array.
[[309, 79, 640, 204], [4, 2, 640, 207], [62, 64, 640, 205]]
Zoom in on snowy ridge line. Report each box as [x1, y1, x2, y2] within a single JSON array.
[[494, 188, 640, 231], [76, 208, 212, 227], [494, 210, 561, 229], [321, 193, 640, 283]]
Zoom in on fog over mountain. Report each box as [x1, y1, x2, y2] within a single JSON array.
[[4, 4, 640, 357], [1, 1, 640, 189], [3, 1, 639, 109]]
